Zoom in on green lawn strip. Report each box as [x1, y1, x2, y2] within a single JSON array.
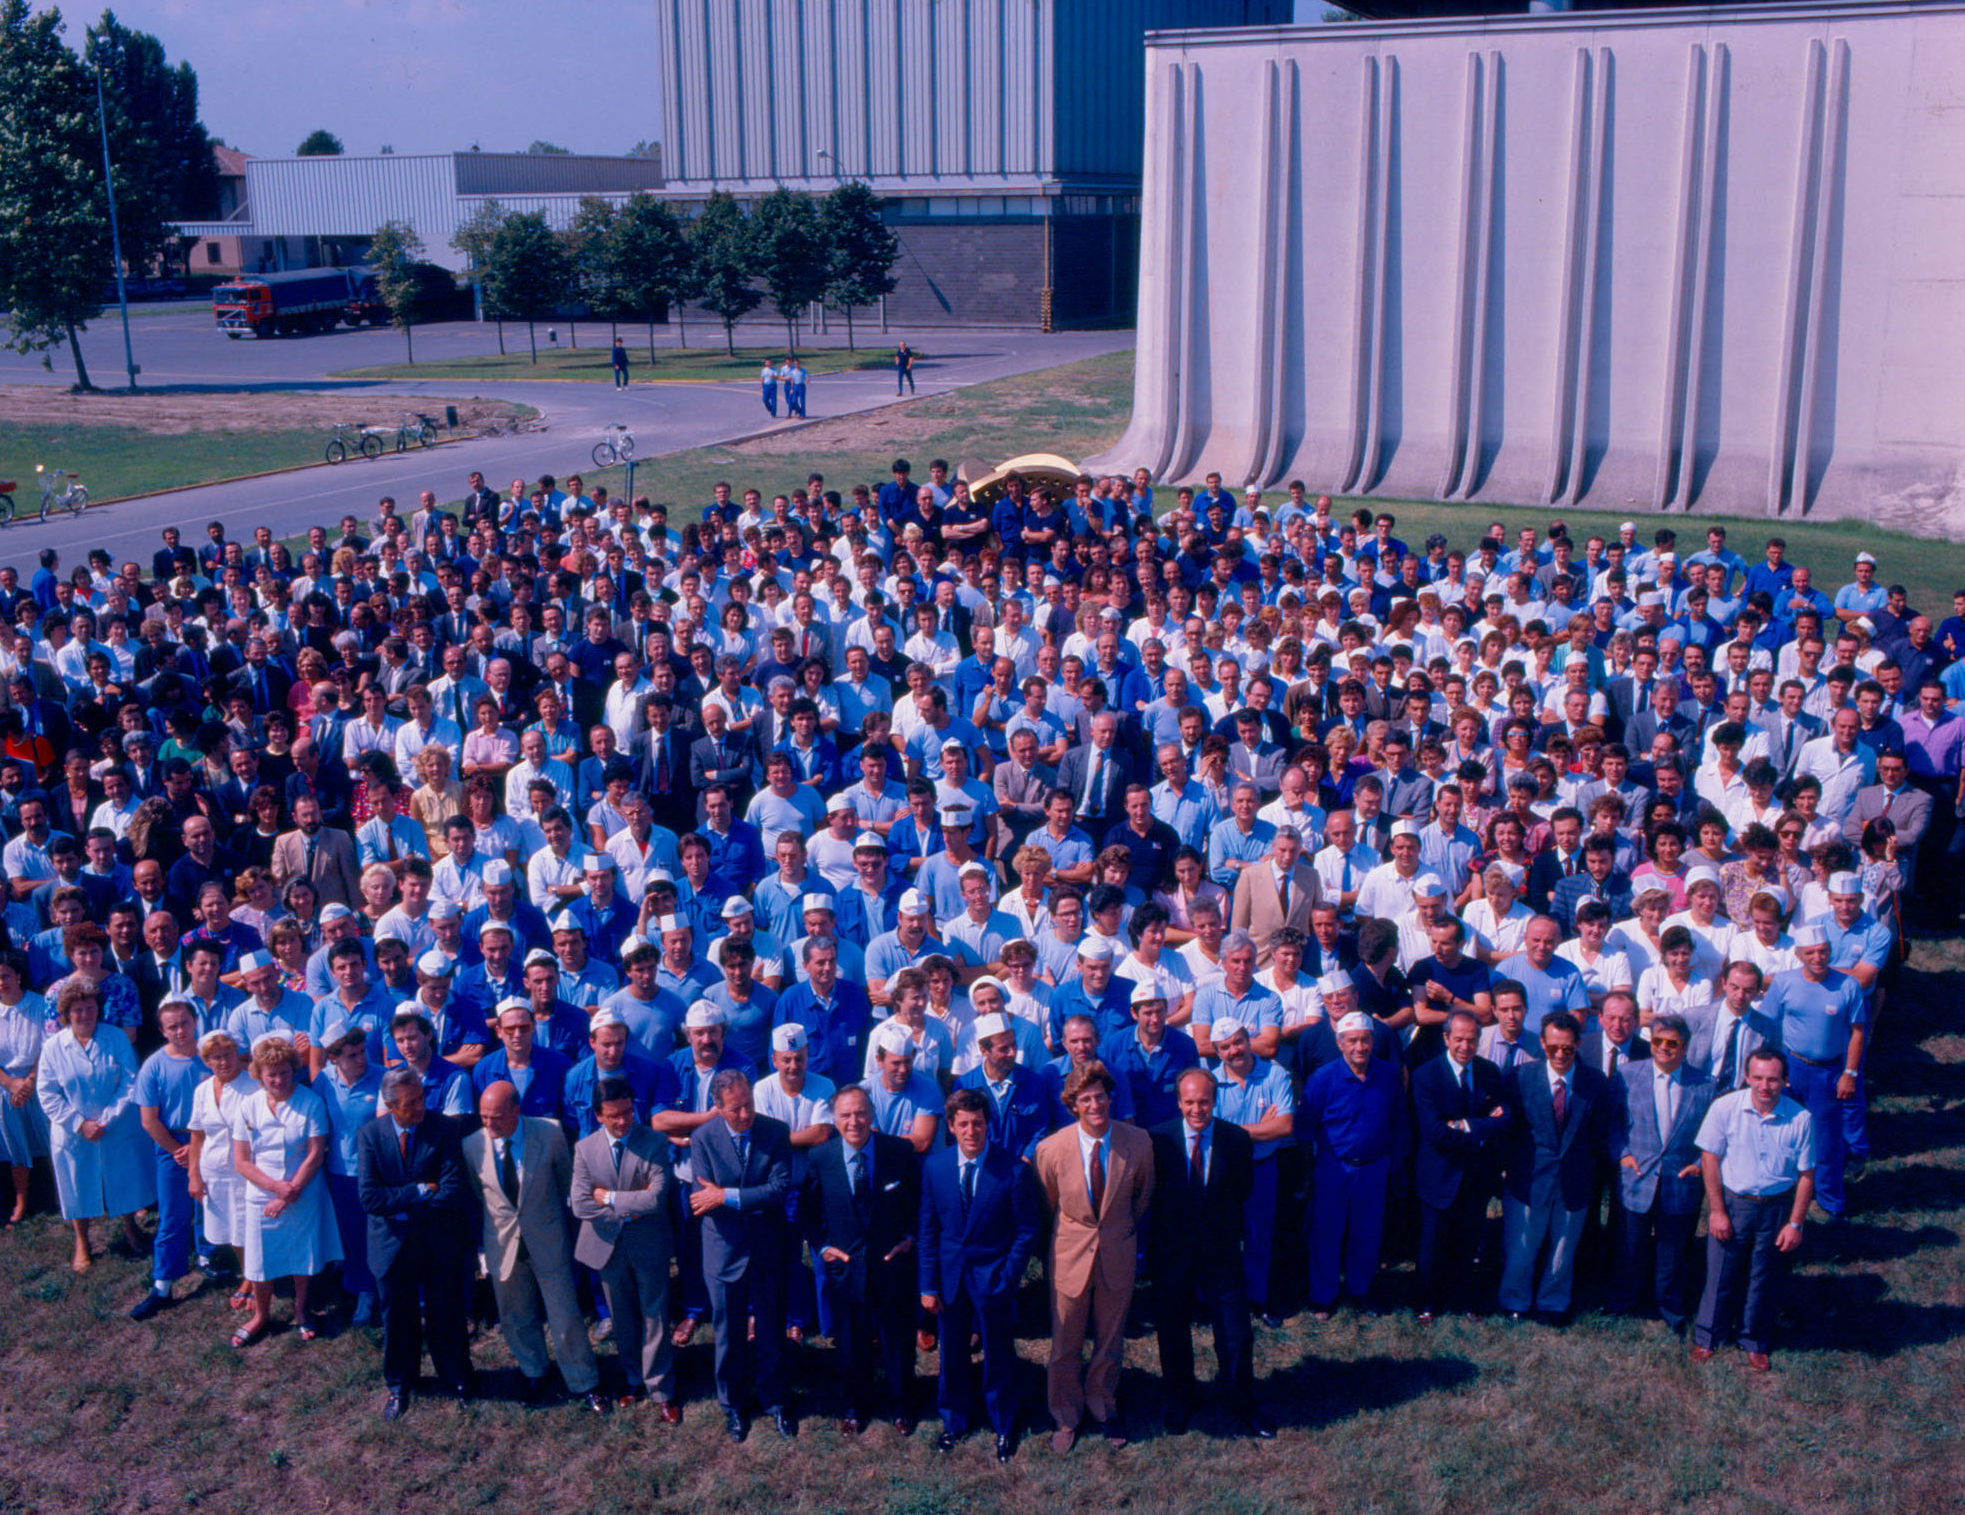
[[0, 422, 329, 503], [330, 343, 893, 385]]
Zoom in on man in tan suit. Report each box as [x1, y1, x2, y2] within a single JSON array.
[[570, 1074, 682, 1418], [270, 792, 362, 908], [1032, 1060, 1154, 1453], [460, 1082, 607, 1411], [1229, 824, 1322, 965]]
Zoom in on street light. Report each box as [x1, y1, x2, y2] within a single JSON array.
[[91, 64, 139, 392]]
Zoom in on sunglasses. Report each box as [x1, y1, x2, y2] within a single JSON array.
[[1649, 1036, 1684, 1050]]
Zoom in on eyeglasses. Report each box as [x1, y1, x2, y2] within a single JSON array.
[[1649, 1036, 1684, 1050]]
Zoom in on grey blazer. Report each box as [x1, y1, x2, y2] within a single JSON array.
[[569, 1124, 672, 1269], [1611, 1060, 1716, 1215]]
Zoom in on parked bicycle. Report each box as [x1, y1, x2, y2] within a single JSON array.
[[324, 421, 382, 464], [394, 412, 439, 452], [591, 424, 635, 467]]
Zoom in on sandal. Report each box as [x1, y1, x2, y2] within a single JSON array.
[[229, 1288, 252, 1311], [297, 1323, 319, 1343], [230, 1323, 264, 1349]]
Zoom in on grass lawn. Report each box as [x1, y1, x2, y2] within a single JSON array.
[[0, 936, 1957, 1514], [0, 422, 332, 504], [331, 343, 893, 385]]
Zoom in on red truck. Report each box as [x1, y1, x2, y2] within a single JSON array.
[[212, 267, 386, 337]]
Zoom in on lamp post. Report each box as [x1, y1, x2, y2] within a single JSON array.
[[92, 66, 139, 392]]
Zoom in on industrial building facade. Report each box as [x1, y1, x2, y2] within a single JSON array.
[[653, 0, 1290, 327]]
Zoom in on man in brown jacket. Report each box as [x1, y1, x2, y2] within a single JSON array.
[[1031, 1060, 1155, 1453]]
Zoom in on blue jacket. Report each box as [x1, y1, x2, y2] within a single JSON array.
[[916, 1142, 1043, 1306], [952, 1063, 1056, 1161], [471, 1044, 574, 1124]]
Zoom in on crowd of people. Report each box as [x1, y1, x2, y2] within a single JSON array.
[[0, 459, 1952, 1451]]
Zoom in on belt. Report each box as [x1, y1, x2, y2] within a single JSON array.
[[1723, 1187, 1795, 1205], [1789, 1052, 1840, 1068]]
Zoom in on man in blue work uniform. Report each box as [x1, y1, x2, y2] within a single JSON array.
[[954, 1013, 1054, 1161], [1097, 983, 1200, 1132], [1758, 925, 1867, 1219], [1815, 870, 1894, 1164], [1209, 1018, 1296, 1326], [1297, 1010, 1401, 1318]]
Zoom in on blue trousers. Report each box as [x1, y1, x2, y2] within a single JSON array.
[[1694, 1189, 1794, 1353], [938, 1289, 1018, 1437], [1309, 1152, 1390, 1308], [787, 384, 806, 417], [325, 1173, 375, 1294], [762, 383, 778, 416], [1787, 1060, 1847, 1216], [1242, 1156, 1278, 1307], [152, 1134, 193, 1283]]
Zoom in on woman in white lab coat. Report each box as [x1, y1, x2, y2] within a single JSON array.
[[35, 981, 152, 1270]]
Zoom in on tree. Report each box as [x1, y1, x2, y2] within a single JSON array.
[[566, 196, 626, 344], [84, 12, 219, 279], [749, 187, 825, 357], [0, 0, 110, 390], [626, 139, 661, 161], [367, 219, 427, 363], [822, 181, 898, 352], [525, 140, 570, 156], [480, 210, 570, 363], [610, 193, 693, 357], [295, 128, 342, 155], [451, 197, 507, 352], [690, 191, 760, 357]]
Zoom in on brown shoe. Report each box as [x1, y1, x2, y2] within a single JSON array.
[[1049, 1427, 1077, 1455], [658, 1401, 683, 1425], [1746, 1351, 1771, 1373], [670, 1317, 699, 1349], [916, 1329, 938, 1354], [1690, 1346, 1714, 1363]]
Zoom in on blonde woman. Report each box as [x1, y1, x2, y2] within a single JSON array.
[[357, 862, 398, 932], [409, 743, 464, 858], [229, 1035, 339, 1346], [186, 1023, 258, 1308], [36, 981, 151, 1270]]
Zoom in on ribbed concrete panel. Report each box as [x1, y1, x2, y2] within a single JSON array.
[[1091, 3, 1965, 534]]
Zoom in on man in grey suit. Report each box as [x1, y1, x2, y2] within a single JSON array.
[[1607, 1014, 1716, 1331], [1755, 681, 1823, 776], [1497, 1010, 1612, 1321], [688, 1068, 795, 1442], [1055, 713, 1130, 829], [1701, 962, 1781, 1092], [1847, 750, 1933, 879], [570, 1075, 681, 1420], [270, 794, 363, 909], [991, 728, 1056, 855], [462, 1082, 607, 1411]]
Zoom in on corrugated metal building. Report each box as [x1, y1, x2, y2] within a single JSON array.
[[654, 0, 1290, 327], [172, 150, 665, 274]]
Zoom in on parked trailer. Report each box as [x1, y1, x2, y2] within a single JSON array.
[[213, 267, 362, 338]]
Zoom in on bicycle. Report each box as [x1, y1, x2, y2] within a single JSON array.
[[30, 465, 87, 521], [394, 412, 439, 452], [591, 424, 635, 468], [324, 421, 383, 463]]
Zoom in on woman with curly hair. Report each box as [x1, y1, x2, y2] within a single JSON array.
[[37, 981, 151, 1271], [228, 1035, 339, 1346]]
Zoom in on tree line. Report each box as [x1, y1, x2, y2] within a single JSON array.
[[427, 184, 898, 364], [0, 1, 218, 389]]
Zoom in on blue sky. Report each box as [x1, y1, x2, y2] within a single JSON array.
[[57, 0, 1324, 159]]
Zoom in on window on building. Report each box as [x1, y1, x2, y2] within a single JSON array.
[[207, 242, 222, 266]]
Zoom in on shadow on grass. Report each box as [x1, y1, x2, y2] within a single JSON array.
[[1259, 1353, 1482, 1430], [1779, 1271, 1965, 1358], [1848, 1162, 1965, 1215]]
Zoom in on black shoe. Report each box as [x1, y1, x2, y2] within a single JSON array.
[[518, 1376, 545, 1404], [725, 1408, 748, 1443], [890, 1415, 913, 1437], [772, 1409, 798, 1439], [383, 1391, 409, 1422], [129, 1290, 168, 1321], [935, 1429, 959, 1453], [1163, 1403, 1191, 1434], [996, 1432, 1015, 1463], [1239, 1410, 1278, 1440], [1258, 1312, 1286, 1330], [584, 1390, 612, 1415]]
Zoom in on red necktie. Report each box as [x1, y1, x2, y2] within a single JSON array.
[[1089, 1141, 1106, 1213]]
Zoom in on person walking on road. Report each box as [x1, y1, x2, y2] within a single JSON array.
[[784, 359, 809, 418], [760, 360, 780, 418], [895, 343, 915, 396], [611, 340, 630, 391]]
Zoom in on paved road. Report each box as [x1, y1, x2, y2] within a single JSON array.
[[0, 306, 1131, 564]]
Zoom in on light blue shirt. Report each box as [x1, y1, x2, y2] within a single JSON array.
[[1212, 1056, 1295, 1159], [1695, 1089, 1815, 1196], [1494, 953, 1592, 1036]]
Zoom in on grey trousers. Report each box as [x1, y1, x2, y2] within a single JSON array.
[[493, 1249, 601, 1394], [597, 1242, 677, 1400]]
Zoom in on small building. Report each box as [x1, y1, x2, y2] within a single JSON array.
[[172, 149, 666, 275]]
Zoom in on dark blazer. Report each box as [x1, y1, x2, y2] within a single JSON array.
[[916, 1142, 1043, 1306], [690, 1112, 793, 1283], [229, 664, 292, 715], [1628, 708, 1695, 757], [1146, 1117, 1254, 1275], [1055, 742, 1130, 825], [356, 1111, 471, 1280], [1579, 1029, 1651, 1082], [634, 725, 695, 833], [1501, 1061, 1613, 1212], [1411, 1052, 1511, 1209], [689, 732, 755, 812], [1610, 1060, 1717, 1216], [801, 1131, 920, 1303]]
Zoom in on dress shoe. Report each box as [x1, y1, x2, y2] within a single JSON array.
[[382, 1391, 409, 1422], [1416, 1310, 1436, 1326], [996, 1433, 1015, 1463], [1162, 1403, 1191, 1435], [916, 1329, 938, 1353], [841, 1416, 863, 1437], [454, 1386, 473, 1411], [890, 1415, 913, 1436], [1239, 1410, 1278, 1441], [1258, 1312, 1286, 1330], [350, 1292, 375, 1326], [129, 1290, 168, 1321], [1049, 1426, 1077, 1455], [1746, 1351, 1772, 1373], [772, 1409, 798, 1439], [725, 1409, 748, 1443], [618, 1387, 649, 1409], [658, 1401, 683, 1426], [591, 1316, 614, 1343], [934, 1429, 958, 1453], [584, 1391, 612, 1415], [1098, 1418, 1129, 1449], [1691, 1345, 1714, 1363]]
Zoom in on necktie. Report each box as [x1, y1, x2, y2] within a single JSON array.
[[1086, 752, 1104, 811], [498, 1138, 520, 1205], [736, 1134, 749, 1173], [1278, 870, 1290, 915], [1663, 1074, 1680, 1133], [1188, 1131, 1205, 1188], [304, 836, 318, 880], [1340, 857, 1352, 894], [386, 823, 399, 862], [655, 733, 671, 793], [397, 1126, 411, 1166], [1458, 1063, 1471, 1103], [1717, 1017, 1742, 1087], [850, 1149, 869, 1207], [610, 1137, 624, 1173], [1089, 1140, 1107, 1212], [959, 1159, 976, 1215], [1551, 1076, 1568, 1127]]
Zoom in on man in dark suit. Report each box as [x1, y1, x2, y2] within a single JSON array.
[[357, 1068, 474, 1419], [1608, 1013, 1717, 1332], [802, 1084, 921, 1435], [1497, 1010, 1612, 1321], [634, 695, 695, 836], [1055, 712, 1131, 830], [1148, 1070, 1270, 1438], [1580, 992, 1650, 1082], [688, 1068, 795, 1442], [1411, 1012, 1511, 1321], [689, 704, 755, 819], [1627, 681, 1695, 759], [1603, 655, 1659, 746], [918, 1086, 1043, 1461]]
